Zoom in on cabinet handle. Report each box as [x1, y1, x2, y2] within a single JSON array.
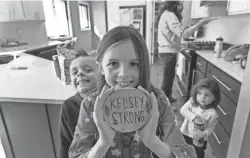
[[197, 61, 202, 66], [212, 75, 232, 91], [218, 105, 229, 116], [192, 70, 196, 86], [213, 132, 222, 145]]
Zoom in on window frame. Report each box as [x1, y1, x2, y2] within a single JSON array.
[[78, 1, 91, 31]]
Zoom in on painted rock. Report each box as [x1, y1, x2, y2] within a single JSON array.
[[103, 88, 152, 133]]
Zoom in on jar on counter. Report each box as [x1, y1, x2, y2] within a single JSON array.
[[214, 37, 223, 58]]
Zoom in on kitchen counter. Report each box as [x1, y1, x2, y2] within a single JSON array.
[[0, 41, 62, 56], [196, 50, 244, 83], [0, 53, 75, 104]]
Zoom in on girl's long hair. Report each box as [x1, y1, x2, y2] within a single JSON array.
[[191, 78, 221, 109], [157, 1, 183, 24], [96, 26, 151, 93]]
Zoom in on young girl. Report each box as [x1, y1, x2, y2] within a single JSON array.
[[68, 26, 197, 158], [180, 78, 221, 158], [58, 50, 98, 158]]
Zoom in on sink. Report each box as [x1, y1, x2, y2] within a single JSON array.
[[0, 55, 20, 64]]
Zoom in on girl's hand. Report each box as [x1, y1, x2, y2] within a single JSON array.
[[137, 86, 159, 146], [93, 85, 116, 145], [198, 18, 213, 26]]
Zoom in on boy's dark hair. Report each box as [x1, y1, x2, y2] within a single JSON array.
[[75, 48, 89, 58], [191, 78, 221, 109]]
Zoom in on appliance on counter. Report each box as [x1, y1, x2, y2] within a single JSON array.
[[176, 40, 233, 100]]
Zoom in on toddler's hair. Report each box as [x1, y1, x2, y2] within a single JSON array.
[[191, 78, 221, 109]]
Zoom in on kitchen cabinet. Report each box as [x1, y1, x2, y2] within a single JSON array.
[[22, 1, 45, 20], [194, 54, 242, 158], [0, 102, 55, 158], [47, 104, 61, 158], [0, 1, 24, 22], [227, 0, 250, 15], [0, 105, 14, 158], [0, 0, 45, 22], [191, 0, 227, 19]]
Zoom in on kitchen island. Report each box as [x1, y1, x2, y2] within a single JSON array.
[[0, 52, 75, 158]]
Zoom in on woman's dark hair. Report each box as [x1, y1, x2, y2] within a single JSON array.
[[96, 26, 151, 93], [191, 78, 221, 109], [157, 1, 183, 24]]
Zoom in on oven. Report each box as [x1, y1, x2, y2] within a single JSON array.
[[176, 48, 196, 100], [176, 40, 233, 100]]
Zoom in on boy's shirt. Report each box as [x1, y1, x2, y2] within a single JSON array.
[[59, 93, 83, 158]]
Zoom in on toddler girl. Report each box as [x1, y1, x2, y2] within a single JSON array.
[[180, 78, 221, 158]]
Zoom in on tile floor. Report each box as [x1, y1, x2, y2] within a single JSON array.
[[150, 57, 217, 158]]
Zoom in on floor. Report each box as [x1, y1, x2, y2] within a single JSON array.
[[150, 57, 217, 158]]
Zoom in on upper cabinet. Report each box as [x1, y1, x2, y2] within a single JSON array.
[[0, 0, 45, 22], [227, 0, 250, 15], [0, 1, 24, 22], [191, 0, 227, 19], [22, 1, 45, 20]]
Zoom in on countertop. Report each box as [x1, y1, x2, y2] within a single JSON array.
[[0, 41, 62, 56], [196, 50, 244, 83], [0, 53, 75, 104]]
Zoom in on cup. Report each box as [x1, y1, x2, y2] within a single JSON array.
[[193, 117, 206, 147]]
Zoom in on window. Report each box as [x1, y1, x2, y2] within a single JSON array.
[[42, 0, 70, 37], [78, 2, 91, 31]]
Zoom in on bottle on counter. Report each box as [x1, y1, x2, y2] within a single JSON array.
[[214, 37, 223, 58]]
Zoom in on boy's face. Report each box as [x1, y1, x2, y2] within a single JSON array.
[[70, 56, 97, 96]]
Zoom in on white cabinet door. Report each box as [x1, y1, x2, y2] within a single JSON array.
[[0, 1, 24, 22], [8, 1, 25, 21], [191, 0, 209, 19], [227, 0, 250, 15], [0, 1, 10, 22], [22, 1, 45, 20]]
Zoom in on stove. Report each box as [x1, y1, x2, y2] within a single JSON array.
[[186, 40, 233, 51], [177, 40, 233, 100]]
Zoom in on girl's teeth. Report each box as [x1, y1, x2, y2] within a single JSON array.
[[118, 82, 130, 86]]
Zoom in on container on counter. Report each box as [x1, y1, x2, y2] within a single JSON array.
[[193, 117, 207, 147], [52, 55, 61, 79], [214, 37, 223, 58]]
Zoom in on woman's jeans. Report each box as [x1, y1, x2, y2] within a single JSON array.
[[159, 53, 177, 98]]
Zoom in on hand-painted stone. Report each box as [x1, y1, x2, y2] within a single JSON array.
[[103, 88, 152, 133]]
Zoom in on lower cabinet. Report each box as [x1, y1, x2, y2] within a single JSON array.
[[194, 55, 241, 158], [208, 122, 230, 158], [0, 102, 61, 158]]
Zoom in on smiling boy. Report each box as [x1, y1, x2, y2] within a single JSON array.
[[58, 50, 98, 158]]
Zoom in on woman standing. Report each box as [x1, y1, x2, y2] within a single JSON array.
[[157, 1, 212, 103]]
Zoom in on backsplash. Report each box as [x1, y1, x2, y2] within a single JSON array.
[[202, 14, 250, 45], [0, 21, 48, 45]]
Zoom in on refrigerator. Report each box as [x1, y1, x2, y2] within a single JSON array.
[[119, 6, 146, 38]]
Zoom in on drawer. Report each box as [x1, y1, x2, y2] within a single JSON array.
[[217, 92, 237, 136], [196, 56, 207, 74], [208, 122, 230, 158], [206, 63, 241, 104]]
